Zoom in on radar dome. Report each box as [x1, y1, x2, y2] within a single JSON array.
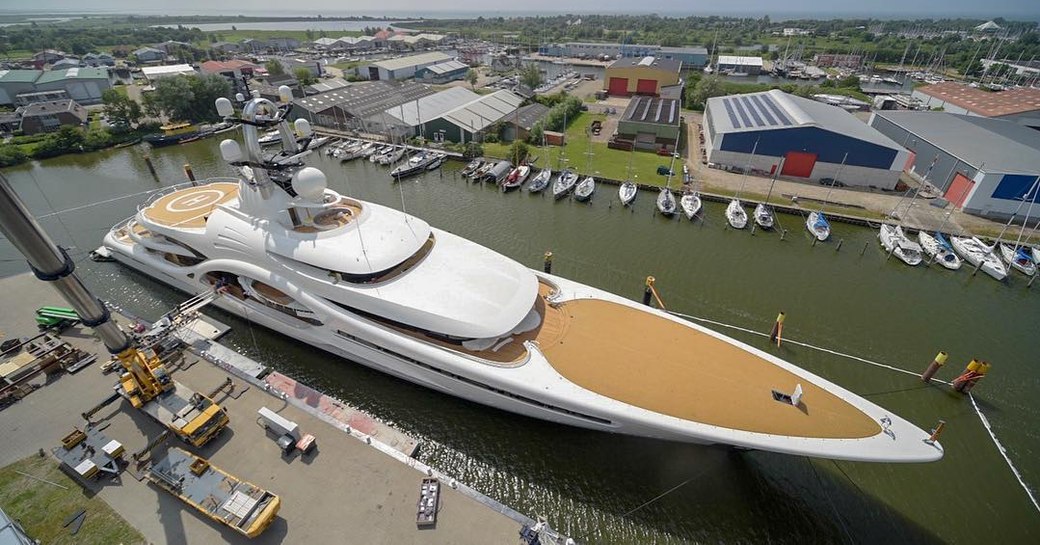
[[292, 167, 327, 203]]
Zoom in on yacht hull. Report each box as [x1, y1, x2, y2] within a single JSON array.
[[103, 229, 943, 462]]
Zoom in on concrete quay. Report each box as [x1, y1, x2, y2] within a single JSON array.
[[0, 273, 547, 545]]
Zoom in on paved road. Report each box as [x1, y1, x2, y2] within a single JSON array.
[[0, 273, 525, 545]]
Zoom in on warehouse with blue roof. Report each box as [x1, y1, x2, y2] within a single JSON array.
[[703, 89, 910, 189]]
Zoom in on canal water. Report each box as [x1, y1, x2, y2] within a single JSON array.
[[2, 139, 1039, 544]]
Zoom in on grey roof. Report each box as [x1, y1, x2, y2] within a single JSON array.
[[438, 90, 524, 133], [372, 52, 451, 72], [873, 111, 1040, 174], [608, 56, 682, 72], [622, 96, 680, 126], [22, 99, 85, 120], [659, 46, 709, 55], [420, 60, 468, 76], [296, 80, 435, 118], [307, 78, 350, 93], [707, 89, 902, 151], [511, 103, 550, 130], [384, 86, 479, 126]]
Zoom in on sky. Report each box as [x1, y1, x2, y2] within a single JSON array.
[[5, 0, 1040, 20]]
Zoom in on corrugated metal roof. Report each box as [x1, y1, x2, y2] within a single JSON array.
[[0, 69, 42, 83], [35, 67, 109, 84], [707, 89, 901, 150], [873, 111, 1040, 174], [295, 80, 435, 118], [421, 60, 468, 76], [438, 90, 523, 133], [372, 52, 451, 72], [512, 103, 550, 130], [717, 56, 764, 67], [607, 56, 682, 72], [141, 64, 196, 78], [384, 87, 479, 126]]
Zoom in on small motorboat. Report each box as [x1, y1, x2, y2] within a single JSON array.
[[426, 153, 447, 171], [527, 169, 552, 193], [918, 231, 961, 270], [360, 142, 379, 158], [619, 181, 638, 206], [390, 151, 435, 179], [471, 162, 495, 181], [482, 161, 513, 183], [502, 165, 531, 191], [461, 159, 484, 177], [210, 121, 240, 135], [726, 199, 748, 229], [306, 136, 330, 150], [574, 176, 595, 202], [879, 224, 923, 266], [753, 203, 774, 230], [656, 188, 676, 216], [951, 237, 1007, 281], [553, 170, 578, 199], [806, 211, 830, 241], [680, 192, 702, 220], [999, 243, 1037, 276]]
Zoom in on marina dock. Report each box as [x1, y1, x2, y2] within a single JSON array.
[[0, 273, 548, 544]]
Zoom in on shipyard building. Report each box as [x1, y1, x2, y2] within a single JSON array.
[[869, 111, 1040, 219], [604, 57, 682, 97], [910, 82, 1040, 130], [703, 89, 909, 189]]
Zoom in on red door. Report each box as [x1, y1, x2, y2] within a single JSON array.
[[945, 173, 975, 208], [636, 78, 658, 95], [608, 77, 628, 96], [782, 151, 817, 178]]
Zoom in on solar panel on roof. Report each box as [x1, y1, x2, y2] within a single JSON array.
[[759, 94, 792, 126], [731, 97, 753, 127], [739, 96, 764, 127], [749, 95, 777, 126], [722, 98, 740, 128]]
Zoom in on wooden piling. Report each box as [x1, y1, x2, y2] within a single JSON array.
[[183, 163, 196, 185], [643, 276, 654, 306], [861, 241, 869, 255], [768, 312, 785, 347], [921, 351, 948, 383], [143, 154, 158, 179], [925, 420, 946, 445], [780, 228, 787, 241], [836, 238, 843, 251], [543, 251, 553, 274]]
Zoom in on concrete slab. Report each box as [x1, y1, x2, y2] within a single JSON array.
[[0, 273, 531, 545]]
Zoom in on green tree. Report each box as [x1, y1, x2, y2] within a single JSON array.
[[294, 67, 317, 85], [265, 60, 285, 76], [186, 74, 231, 122], [462, 141, 484, 159], [689, 76, 725, 109], [101, 88, 142, 131], [519, 63, 542, 89], [509, 140, 530, 163], [466, 68, 478, 89], [149, 75, 195, 121]]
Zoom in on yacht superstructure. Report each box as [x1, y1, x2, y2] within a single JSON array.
[[102, 88, 943, 463]]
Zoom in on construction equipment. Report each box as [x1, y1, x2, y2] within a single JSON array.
[[0, 172, 229, 448], [146, 447, 280, 538]]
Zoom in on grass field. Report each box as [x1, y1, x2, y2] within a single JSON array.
[[483, 112, 685, 187], [0, 455, 145, 545]]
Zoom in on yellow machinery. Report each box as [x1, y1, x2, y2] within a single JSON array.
[[0, 171, 228, 448]]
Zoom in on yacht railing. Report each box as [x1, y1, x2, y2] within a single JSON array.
[[135, 177, 241, 213]]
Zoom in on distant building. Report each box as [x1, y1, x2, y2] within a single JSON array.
[[415, 60, 469, 84], [15, 89, 69, 106], [503, 102, 550, 142], [975, 21, 1002, 32], [265, 37, 300, 51], [210, 42, 241, 54], [29, 67, 111, 105], [538, 42, 707, 67], [200, 60, 260, 95], [704, 89, 909, 189], [716, 56, 763, 76], [0, 70, 45, 105], [276, 58, 323, 78], [419, 90, 524, 143], [604, 56, 682, 97], [306, 78, 350, 95], [19, 99, 88, 135], [387, 33, 448, 50], [657, 46, 709, 69], [911, 82, 1040, 130], [83, 53, 115, 67], [813, 54, 863, 69], [153, 40, 193, 55], [870, 111, 1040, 219], [366, 52, 452, 81], [133, 47, 166, 64], [141, 64, 196, 82], [613, 95, 682, 152], [50, 58, 81, 70], [291, 80, 436, 132], [32, 49, 67, 65], [380, 86, 482, 139]]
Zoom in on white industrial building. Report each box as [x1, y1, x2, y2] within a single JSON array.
[[141, 64, 197, 82], [364, 52, 452, 81], [870, 111, 1040, 219], [704, 89, 909, 189]]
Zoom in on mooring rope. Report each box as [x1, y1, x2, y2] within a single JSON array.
[[667, 309, 1040, 517]]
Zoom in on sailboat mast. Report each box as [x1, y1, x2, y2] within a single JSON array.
[[822, 152, 848, 207], [735, 138, 759, 200], [1011, 176, 1040, 248]]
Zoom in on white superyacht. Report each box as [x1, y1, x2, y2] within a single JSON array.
[[103, 90, 942, 463]]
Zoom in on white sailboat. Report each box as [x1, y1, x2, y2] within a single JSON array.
[[619, 182, 638, 206], [879, 224, 923, 266], [96, 89, 944, 463], [680, 192, 702, 220], [951, 237, 1008, 280], [753, 203, 774, 229], [999, 243, 1037, 276], [805, 153, 847, 241], [657, 187, 676, 216], [726, 200, 748, 229], [918, 231, 961, 270]]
